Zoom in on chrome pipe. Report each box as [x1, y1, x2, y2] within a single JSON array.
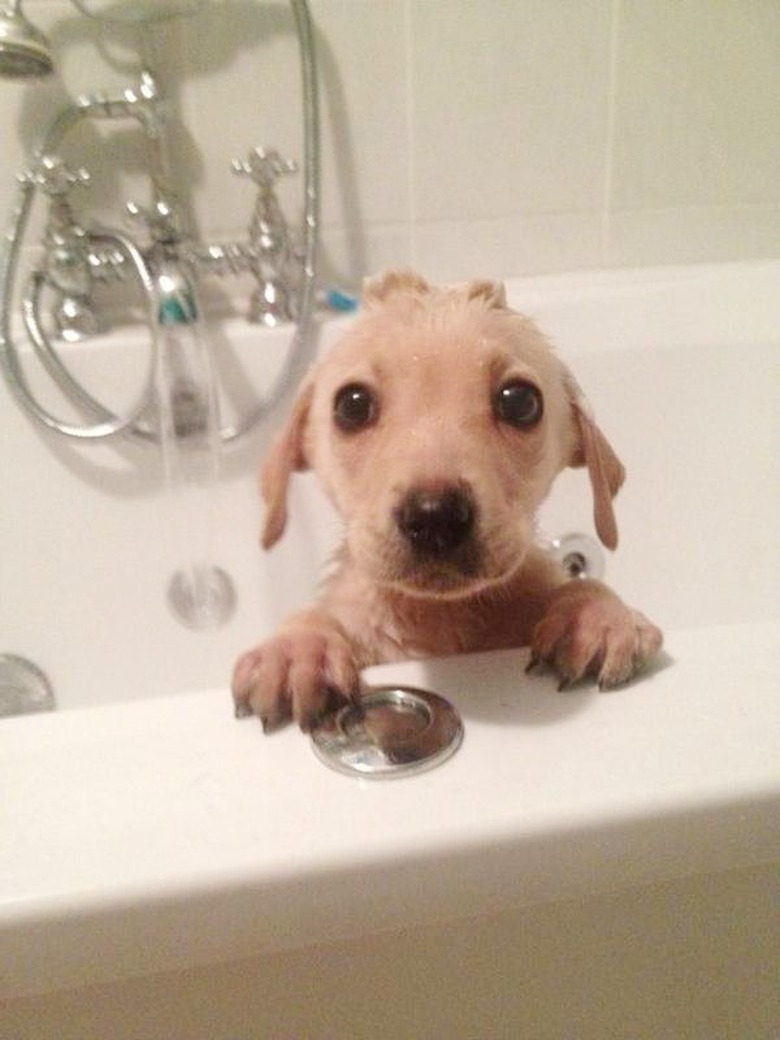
[[21, 231, 159, 440], [2, 223, 158, 440]]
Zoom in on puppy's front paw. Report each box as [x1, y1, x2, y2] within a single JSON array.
[[531, 580, 662, 690], [232, 612, 361, 732]]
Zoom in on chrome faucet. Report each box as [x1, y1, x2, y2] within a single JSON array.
[[0, 0, 321, 445], [232, 146, 300, 326], [25, 154, 100, 342], [35, 81, 305, 334], [30, 70, 302, 335]]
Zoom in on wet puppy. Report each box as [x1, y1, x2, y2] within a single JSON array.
[[233, 270, 662, 731]]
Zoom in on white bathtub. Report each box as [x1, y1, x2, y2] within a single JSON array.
[[2, 262, 779, 1037]]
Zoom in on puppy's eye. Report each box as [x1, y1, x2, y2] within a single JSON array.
[[333, 383, 378, 432], [494, 380, 543, 428]]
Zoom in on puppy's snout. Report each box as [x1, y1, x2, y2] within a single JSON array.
[[395, 484, 476, 556]]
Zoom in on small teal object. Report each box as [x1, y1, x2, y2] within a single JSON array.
[[325, 287, 359, 313], [159, 290, 198, 325]]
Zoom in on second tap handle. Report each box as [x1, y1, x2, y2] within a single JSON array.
[[23, 155, 90, 198], [231, 147, 298, 192]]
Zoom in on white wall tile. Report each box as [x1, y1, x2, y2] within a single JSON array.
[[605, 0, 780, 268], [612, 0, 780, 210], [1, 0, 778, 296], [409, 0, 613, 222], [321, 222, 413, 290], [307, 0, 412, 283], [414, 211, 603, 283], [606, 204, 780, 269], [311, 0, 410, 228]]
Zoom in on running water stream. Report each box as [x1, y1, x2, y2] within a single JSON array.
[[154, 284, 235, 628]]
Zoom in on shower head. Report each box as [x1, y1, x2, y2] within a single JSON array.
[[0, 1, 54, 79]]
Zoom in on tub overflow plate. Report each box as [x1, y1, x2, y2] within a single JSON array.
[[311, 685, 463, 778], [0, 654, 55, 717]]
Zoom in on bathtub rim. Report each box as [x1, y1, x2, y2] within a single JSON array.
[[0, 617, 778, 999]]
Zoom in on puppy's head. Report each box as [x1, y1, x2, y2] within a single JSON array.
[[261, 270, 624, 598]]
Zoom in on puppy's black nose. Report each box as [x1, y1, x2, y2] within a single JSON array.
[[396, 485, 476, 556]]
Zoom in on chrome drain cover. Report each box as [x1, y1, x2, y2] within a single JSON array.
[[311, 685, 463, 779]]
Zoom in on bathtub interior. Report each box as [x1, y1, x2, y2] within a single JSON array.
[[1, 261, 778, 713], [0, 314, 342, 711], [1, 263, 778, 1018]]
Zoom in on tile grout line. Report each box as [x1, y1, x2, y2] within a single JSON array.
[[600, 0, 622, 265], [403, 0, 418, 268]]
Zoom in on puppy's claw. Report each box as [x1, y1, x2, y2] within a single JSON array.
[[533, 582, 663, 697], [304, 685, 363, 732], [347, 682, 364, 707], [597, 653, 647, 692], [234, 701, 254, 720], [525, 653, 540, 675], [598, 670, 629, 692]]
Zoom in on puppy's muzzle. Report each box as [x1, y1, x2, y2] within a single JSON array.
[[395, 484, 476, 557]]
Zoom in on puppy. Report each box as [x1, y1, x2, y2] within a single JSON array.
[[232, 270, 663, 731]]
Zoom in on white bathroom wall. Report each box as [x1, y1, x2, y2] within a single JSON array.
[[1, 0, 778, 289]]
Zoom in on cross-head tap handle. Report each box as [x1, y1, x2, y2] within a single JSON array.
[[230, 147, 298, 191], [23, 155, 90, 197]]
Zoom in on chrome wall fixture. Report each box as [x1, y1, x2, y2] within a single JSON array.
[[0, 0, 321, 445], [0, 1, 56, 78]]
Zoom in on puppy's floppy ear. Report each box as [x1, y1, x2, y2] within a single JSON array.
[[565, 374, 625, 551], [363, 269, 430, 304], [465, 279, 508, 309], [260, 382, 314, 549]]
